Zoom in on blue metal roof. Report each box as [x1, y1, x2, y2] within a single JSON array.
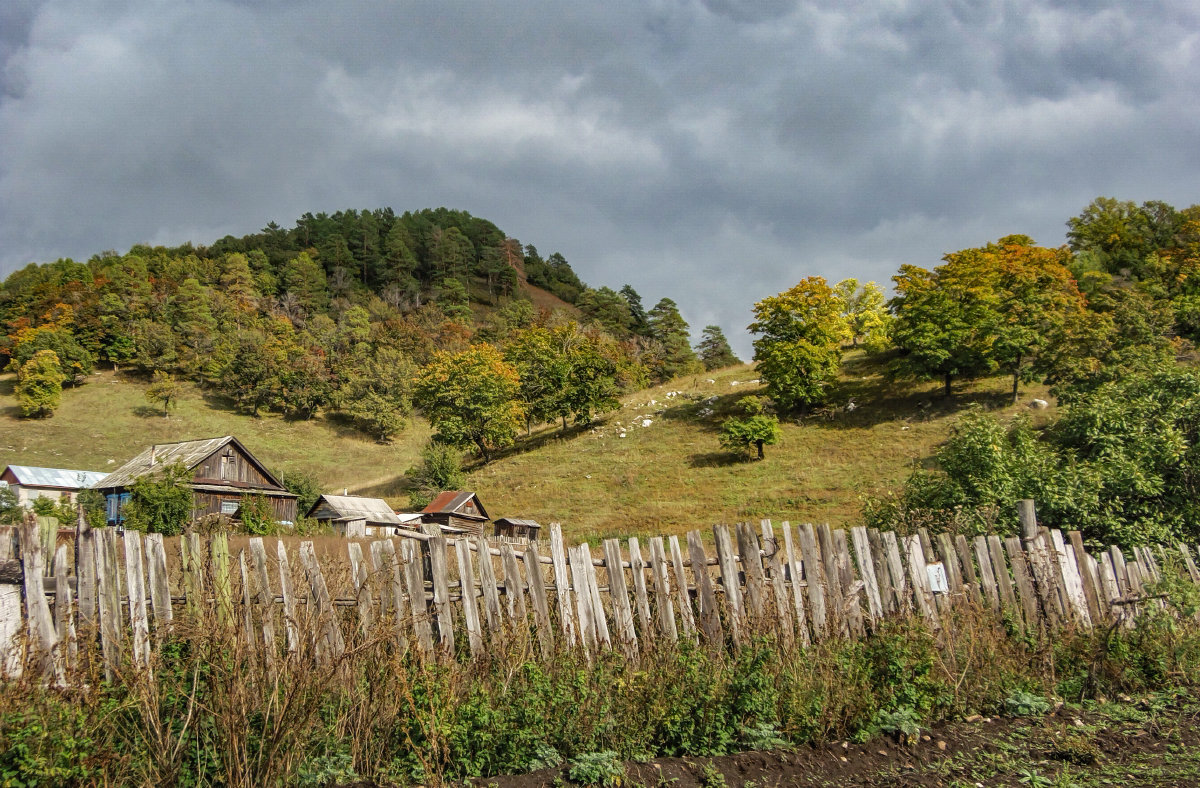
[[3, 466, 108, 489]]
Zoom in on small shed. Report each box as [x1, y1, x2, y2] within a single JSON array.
[[1, 466, 108, 509], [306, 494, 406, 537], [493, 518, 542, 543], [421, 491, 489, 537]]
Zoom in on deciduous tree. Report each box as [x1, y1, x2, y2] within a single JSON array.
[[749, 277, 846, 411], [414, 344, 524, 462]]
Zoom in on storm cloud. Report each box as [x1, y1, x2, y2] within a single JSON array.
[[2, 0, 1198, 354]]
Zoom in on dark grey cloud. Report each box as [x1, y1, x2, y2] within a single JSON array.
[[2, 0, 1199, 356]]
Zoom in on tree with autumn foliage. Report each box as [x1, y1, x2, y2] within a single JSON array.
[[750, 276, 847, 411], [889, 255, 999, 397], [15, 349, 66, 418], [414, 344, 524, 462]]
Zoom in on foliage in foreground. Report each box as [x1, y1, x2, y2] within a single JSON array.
[[864, 363, 1200, 548], [5, 573, 1200, 786]]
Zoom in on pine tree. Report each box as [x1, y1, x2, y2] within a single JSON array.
[[648, 297, 702, 380], [696, 325, 741, 370]]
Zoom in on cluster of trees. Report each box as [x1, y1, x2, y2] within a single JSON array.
[[752, 198, 1199, 414], [0, 207, 740, 445]]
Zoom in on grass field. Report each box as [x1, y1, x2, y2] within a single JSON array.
[[0, 353, 1057, 543]]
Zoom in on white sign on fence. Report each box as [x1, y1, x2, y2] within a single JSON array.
[[927, 562, 949, 595]]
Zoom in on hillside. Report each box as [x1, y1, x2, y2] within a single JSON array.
[[0, 352, 1057, 542]]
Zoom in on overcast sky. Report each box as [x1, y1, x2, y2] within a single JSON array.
[[2, 0, 1198, 355]]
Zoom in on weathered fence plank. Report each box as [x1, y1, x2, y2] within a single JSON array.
[[523, 542, 554, 659], [987, 535, 1017, 615], [852, 526, 884, 622], [377, 539, 411, 653], [347, 542, 375, 636], [423, 525, 456, 657], [668, 535, 697, 641], [781, 523, 811, 647], [568, 545, 596, 655], [628, 538, 652, 636], [145, 533, 172, 634], [580, 543, 611, 648], [603, 539, 639, 659], [686, 530, 723, 644], [905, 535, 939, 628], [298, 541, 345, 665], [798, 523, 829, 637], [276, 539, 299, 654], [974, 536, 1000, 612], [648, 536, 678, 644], [713, 525, 744, 644], [474, 535, 504, 635], [549, 524, 576, 647], [53, 545, 77, 664], [401, 539, 435, 659], [20, 519, 60, 682], [761, 521, 794, 647], [454, 539, 484, 657]]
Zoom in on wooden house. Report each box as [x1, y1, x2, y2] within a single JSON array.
[[94, 436, 298, 525], [0, 466, 107, 509], [492, 517, 541, 543], [306, 494, 410, 537], [420, 491, 489, 536]]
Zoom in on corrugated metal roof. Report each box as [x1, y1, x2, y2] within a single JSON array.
[[307, 494, 401, 524], [422, 490, 489, 521], [4, 466, 108, 489], [93, 435, 289, 491], [494, 518, 542, 529]]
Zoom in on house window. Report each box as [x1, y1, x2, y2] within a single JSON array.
[[220, 499, 239, 515]]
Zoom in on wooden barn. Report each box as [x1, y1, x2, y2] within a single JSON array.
[[306, 494, 411, 537], [493, 517, 542, 543], [420, 491, 489, 537], [95, 436, 298, 525]]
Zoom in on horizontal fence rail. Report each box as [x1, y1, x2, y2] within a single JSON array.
[[1, 499, 1196, 683]]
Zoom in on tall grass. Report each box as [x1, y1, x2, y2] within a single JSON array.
[[4, 568, 1200, 786]]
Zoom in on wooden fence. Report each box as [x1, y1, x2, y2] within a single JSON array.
[[2, 498, 1198, 683]]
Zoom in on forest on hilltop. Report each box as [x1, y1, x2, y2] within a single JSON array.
[[0, 207, 737, 452]]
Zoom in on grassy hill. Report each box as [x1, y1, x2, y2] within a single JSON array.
[[0, 352, 1058, 543]]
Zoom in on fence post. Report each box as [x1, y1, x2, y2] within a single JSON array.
[[19, 516, 63, 684], [123, 531, 150, 669], [75, 506, 96, 630], [667, 535, 697, 641], [420, 524, 456, 657], [548, 524, 576, 647], [523, 542, 553, 659], [686, 530, 723, 645]]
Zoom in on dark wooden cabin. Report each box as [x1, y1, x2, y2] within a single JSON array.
[[493, 517, 541, 543], [95, 436, 298, 525], [421, 491, 489, 536]]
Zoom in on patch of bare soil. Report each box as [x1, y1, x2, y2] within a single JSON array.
[[470, 695, 1200, 787]]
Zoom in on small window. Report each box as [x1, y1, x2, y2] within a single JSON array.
[[220, 500, 239, 515]]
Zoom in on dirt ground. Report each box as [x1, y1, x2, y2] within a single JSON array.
[[468, 692, 1200, 787]]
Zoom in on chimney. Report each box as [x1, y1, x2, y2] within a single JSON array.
[[344, 488, 348, 496], [150, 445, 157, 465]]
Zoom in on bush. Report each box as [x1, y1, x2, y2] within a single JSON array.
[[123, 462, 192, 535]]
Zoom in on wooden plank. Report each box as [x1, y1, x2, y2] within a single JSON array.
[[238, 550, 256, 654], [401, 538, 435, 659], [851, 526, 884, 622], [0, 582, 21, 677], [667, 535, 697, 641], [122, 531, 151, 668], [603, 539, 639, 658], [75, 508, 96, 630], [713, 524, 744, 643], [347, 542, 375, 636], [523, 542, 554, 659], [833, 529, 864, 637], [797, 523, 828, 636], [249, 538, 277, 664], [454, 539, 484, 657], [181, 532, 202, 618], [781, 523, 810, 647], [1086, 553, 1111, 623], [882, 531, 910, 616], [955, 534, 981, 605], [1098, 553, 1121, 622], [973, 536, 1000, 611], [1019, 502, 1063, 626], [568, 545, 596, 655], [735, 523, 767, 624], [95, 528, 121, 680], [298, 541, 346, 665], [1051, 529, 1091, 627], [686, 530, 723, 645], [986, 536, 1016, 615], [580, 543, 611, 649], [276, 540, 299, 655], [1178, 543, 1200, 585], [1003, 536, 1040, 629], [1068, 531, 1103, 626], [867, 528, 893, 616], [210, 533, 233, 628], [816, 524, 846, 636], [648, 536, 678, 644], [53, 545, 77, 664], [548, 523, 575, 647], [376, 540, 410, 653], [474, 535, 504, 635], [761, 521, 794, 647], [1109, 546, 1130, 597], [500, 542, 528, 627], [933, 532, 963, 598], [627, 538, 652, 637], [421, 525, 456, 656], [145, 533, 172, 633], [905, 535, 939, 627]]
